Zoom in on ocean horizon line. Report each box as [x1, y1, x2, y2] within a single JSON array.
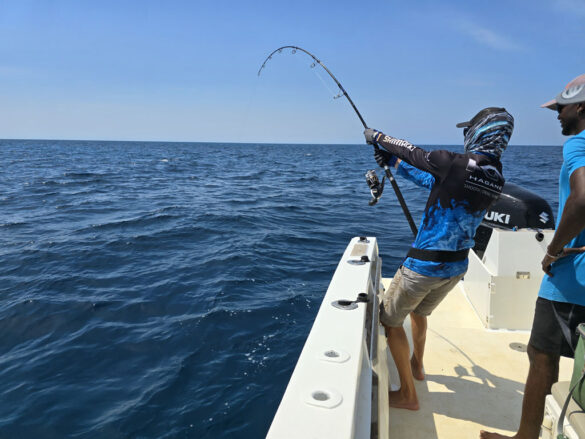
[[0, 138, 561, 148]]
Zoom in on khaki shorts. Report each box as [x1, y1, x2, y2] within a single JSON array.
[[380, 266, 465, 328]]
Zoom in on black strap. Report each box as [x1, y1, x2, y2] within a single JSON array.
[[551, 301, 576, 355], [407, 248, 470, 263]]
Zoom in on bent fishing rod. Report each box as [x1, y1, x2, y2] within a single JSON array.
[[258, 45, 418, 237]]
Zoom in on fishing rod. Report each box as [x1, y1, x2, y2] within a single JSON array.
[[258, 45, 418, 237]]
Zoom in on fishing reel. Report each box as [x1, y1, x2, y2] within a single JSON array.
[[365, 169, 385, 206]]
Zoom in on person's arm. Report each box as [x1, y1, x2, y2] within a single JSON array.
[[542, 166, 585, 275], [396, 159, 435, 190], [366, 130, 453, 180], [562, 246, 585, 255]]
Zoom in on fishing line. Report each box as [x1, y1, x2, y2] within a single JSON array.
[[311, 67, 339, 100], [258, 46, 368, 128], [258, 45, 418, 236]]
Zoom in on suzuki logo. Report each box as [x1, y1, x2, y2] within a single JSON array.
[[539, 212, 550, 224], [485, 211, 510, 224]]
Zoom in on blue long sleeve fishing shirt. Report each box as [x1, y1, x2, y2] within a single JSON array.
[[375, 135, 505, 278]]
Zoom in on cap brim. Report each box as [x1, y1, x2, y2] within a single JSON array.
[[541, 98, 558, 110], [456, 121, 471, 128]]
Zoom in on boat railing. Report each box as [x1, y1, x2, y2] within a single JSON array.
[[266, 236, 381, 439]]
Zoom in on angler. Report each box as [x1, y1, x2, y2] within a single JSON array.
[[364, 107, 514, 411]]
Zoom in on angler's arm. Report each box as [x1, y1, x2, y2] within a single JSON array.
[[372, 132, 452, 179], [396, 159, 435, 189]]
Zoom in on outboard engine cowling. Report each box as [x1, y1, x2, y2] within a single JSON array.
[[473, 182, 555, 257]]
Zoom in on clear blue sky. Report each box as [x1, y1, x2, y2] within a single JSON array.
[[0, 0, 583, 145]]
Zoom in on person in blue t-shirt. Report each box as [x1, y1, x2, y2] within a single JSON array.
[[364, 107, 514, 411], [480, 75, 585, 439]]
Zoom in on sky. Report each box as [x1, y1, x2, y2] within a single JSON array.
[[0, 0, 583, 145]]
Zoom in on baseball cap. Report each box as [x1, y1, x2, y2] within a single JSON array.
[[541, 74, 585, 110], [456, 107, 508, 128]]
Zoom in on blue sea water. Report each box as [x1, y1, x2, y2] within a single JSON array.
[[0, 140, 562, 438]]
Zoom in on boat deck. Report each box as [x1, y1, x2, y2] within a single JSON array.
[[377, 279, 573, 439]]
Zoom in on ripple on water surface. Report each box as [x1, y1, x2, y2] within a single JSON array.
[[0, 140, 562, 438]]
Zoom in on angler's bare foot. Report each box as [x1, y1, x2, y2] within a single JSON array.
[[388, 390, 419, 411], [479, 430, 516, 438], [410, 355, 425, 381]]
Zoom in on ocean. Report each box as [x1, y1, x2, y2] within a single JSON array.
[[0, 140, 562, 438]]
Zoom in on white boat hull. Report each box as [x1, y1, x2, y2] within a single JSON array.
[[267, 234, 575, 438]]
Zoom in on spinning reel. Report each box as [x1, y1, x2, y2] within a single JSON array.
[[365, 169, 386, 206]]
